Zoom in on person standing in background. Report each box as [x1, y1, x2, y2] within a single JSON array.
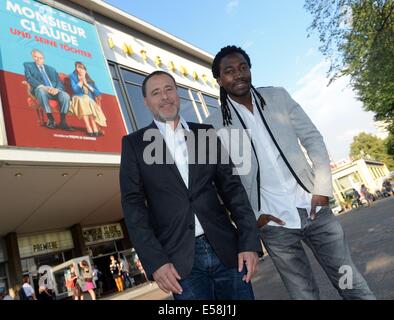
[[109, 255, 124, 292], [79, 260, 96, 300]]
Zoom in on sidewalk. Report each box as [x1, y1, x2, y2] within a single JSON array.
[[99, 282, 171, 300]]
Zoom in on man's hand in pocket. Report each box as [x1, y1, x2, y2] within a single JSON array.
[[257, 214, 285, 228]]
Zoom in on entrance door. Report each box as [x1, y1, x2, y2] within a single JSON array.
[[92, 255, 117, 295], [119, 249, 147, 286]]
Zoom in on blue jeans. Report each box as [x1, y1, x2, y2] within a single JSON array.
[[34, 86, 70, 114], [173, 235, 255, 300], [260, 207, 375, 300]]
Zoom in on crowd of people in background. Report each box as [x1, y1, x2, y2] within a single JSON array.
[[0, 253, 149, 301], [347, 180, 393, 209]]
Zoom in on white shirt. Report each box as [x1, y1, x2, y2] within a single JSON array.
[[36, 64, 53, 87], [154, 117, 205, 237], [22, 283, 35, 298], [229, 94, 320, 229]]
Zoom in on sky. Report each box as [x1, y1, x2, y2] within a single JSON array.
[[104, 0, 383, 161]]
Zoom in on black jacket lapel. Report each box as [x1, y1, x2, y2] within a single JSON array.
[[186, 123, 198, 194]]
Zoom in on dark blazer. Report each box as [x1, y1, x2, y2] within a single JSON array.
[[120, 121, 261, 280], [23, 62, 64, 94]]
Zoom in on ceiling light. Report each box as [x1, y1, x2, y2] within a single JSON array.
[[61, 173, 68, 177], [97, 173, 103, 177], [14, 172, 22, 177]]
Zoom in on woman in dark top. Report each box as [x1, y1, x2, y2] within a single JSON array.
[[109, 255, 124, 292]]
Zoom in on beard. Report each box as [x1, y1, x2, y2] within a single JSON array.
[[154, 106, 180, 123]]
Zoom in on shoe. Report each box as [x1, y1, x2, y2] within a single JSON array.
[[93, 132, 99, 137], [45, 119, 56, 129], [58, 122, 75, 131], [87, 132, 95, 137], [97, 127, 105, 136]]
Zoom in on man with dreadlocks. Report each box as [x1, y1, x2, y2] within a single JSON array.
[[206, 45, 375, 300]]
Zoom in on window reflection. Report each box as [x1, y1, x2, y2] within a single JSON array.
[[113, 80, 134, 133], [195, 101, 207, 119], [179, 98, 199, 123], [125, 83, 152, 129], [202, 93, 220, 118], [205, 105, 219, 118], [108, 64, 117, 78], [177, 87, 191, 100], [191, 90, 200, 101], [121, 68, 145, 85]]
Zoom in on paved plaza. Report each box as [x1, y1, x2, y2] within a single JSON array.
[[105, 197, 394, 300]]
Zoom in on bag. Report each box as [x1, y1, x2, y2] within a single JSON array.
[[65, 278, 75, 289]]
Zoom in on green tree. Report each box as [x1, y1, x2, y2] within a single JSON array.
[[350, 132, 394, 169], [386, 132, 394, 155], [305, 0, 394, 133]]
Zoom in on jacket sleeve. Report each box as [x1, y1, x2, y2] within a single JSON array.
[[23, 63, 42, 90], [280, 87, 333, 197], [119, 135, 170, 278], [211, 129, 262, 254], [70, 73, 84, 95], [89, 82, 101, 97]]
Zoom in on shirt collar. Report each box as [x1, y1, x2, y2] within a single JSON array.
[[227, 90, 257, 114], [154, 115, 190, 135]]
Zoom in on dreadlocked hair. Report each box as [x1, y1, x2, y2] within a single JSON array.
[[212, 45, 251, 79], [218, 85, 266, 126], [219, 86, 232, 126], [251, 86, 266, 109], [212, 45, 254, 126]]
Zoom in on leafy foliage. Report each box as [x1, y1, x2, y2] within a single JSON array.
[[305, 0, 394, 133], [350, 132, 394, 169]]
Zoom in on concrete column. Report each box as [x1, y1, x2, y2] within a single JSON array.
[[70, 224, 87, 257], [4, 232, 22, 289]]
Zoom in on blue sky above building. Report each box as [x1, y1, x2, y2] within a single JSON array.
[[104, 0, 383, 161]]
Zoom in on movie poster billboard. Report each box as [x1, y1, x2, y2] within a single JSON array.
[[0, 0, 127, 152]]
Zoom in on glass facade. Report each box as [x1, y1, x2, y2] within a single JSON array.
[[20, 250, 74, 274], [124, 82, 152, 128], [108, 63, 220, 131], [108, 63, 135, 133], [202, 93, 220, 118]]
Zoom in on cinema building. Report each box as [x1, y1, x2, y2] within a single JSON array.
[[0, 0, 220, 296]]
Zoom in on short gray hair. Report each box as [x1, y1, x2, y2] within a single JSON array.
[[31, 48, 44, 56]]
